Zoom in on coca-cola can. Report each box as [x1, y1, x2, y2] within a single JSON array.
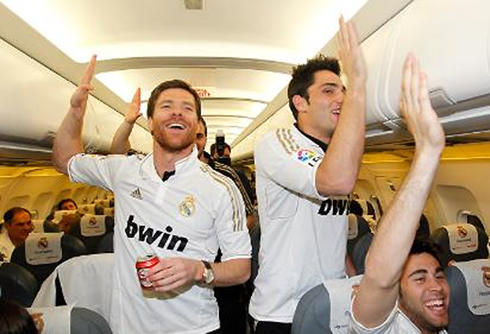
[[136, 254, 160, 288]]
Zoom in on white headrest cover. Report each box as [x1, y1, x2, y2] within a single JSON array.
[[27, 305, 72, 334], [323, 274, 363, 334], [80, 214, 106, 237], [454, 259, 490, 316], [53, 210, 78, 223], [25, 232, 63, 265], [444, 223, 478, 255]]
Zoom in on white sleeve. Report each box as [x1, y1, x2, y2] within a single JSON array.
[[67, 154, 126, 191], [255, 132, 326, 200], [349, 296, 398, 334], [214, 179, 251, 261]]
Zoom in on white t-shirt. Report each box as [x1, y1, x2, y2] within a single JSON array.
[[0, 224, 15, 263], [68, 148, 251, 334], [350, 302, 448, 334], [249, 126, 349, 323]]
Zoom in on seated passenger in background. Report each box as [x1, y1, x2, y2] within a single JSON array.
[[0, 207, 34, 262], [44, 198, 79, 232], [350, 54, 447, 334], [56, 198, 78, 211]]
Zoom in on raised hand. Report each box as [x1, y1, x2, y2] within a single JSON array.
[[125, 88, 142, 125], [399, 54, 445, 153], [337, 16, 367, 85], [70, 55, 96, 112]]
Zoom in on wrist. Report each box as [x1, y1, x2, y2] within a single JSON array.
[[195, 260, 206, 282]]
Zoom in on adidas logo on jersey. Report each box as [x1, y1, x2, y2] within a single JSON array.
[[130, 188, 142, 200]]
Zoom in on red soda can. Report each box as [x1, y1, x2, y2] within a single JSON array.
[[136, 254, 160, 288]]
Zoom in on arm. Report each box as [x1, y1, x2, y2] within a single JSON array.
[[52, 56, 96, 175], [352, 54, 445, 328], [315, 17, 367, 196], [148, 257, 250, 292], [110, 88, 142, 154]]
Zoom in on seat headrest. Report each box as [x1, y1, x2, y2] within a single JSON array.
[[78, 204, 96, 215], [431, 223, 489, 266], [53, 210, 78, 223], [291, 275, 363, 334], [27, 305, 72, 334], [446, 259, 490, 333], [0, 262, 38, 307], [25, 232, 64, 265], [80, 215, 107, 237]]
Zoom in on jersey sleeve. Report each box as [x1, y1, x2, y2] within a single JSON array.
[[255, 131, 326, 200], [67, 154, 127, 191], [213, 178, 251, 262], [349, 296, 398, 334]]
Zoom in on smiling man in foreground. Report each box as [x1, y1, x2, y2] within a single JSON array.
[[350, 54, 447, 334], [53, 56, 251, 334]]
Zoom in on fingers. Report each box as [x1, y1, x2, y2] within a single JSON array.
[[126, 88, 143, 123], [338, 15, 349, 50], [132, 87, 141, 106], [337, 16, 360, 51], [418, 72, 432, 111], [80, 55, 97, 87], [401, 54, 415, 116], [147, 258, 198, 292]]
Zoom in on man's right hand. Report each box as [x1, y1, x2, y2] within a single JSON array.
[[337, 16, 367, 86], [400, 54, 445, 154], [69, 55, 96, 113], [125, 88, 142, 125]]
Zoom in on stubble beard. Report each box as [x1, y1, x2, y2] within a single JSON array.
[[400, 294, 448, 333], [153, 129, 196, 153]]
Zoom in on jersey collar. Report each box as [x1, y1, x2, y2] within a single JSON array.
[[140, 147, 200, 182], [294, 123, 329, 152]]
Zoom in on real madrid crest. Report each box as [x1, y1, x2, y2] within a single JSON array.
[[179, 195, 196, 217]]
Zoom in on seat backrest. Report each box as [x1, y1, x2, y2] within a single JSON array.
[[416, 214, 431, 240], [445, 259, 490, 334], [351, 232, 373, 275], [347, 214, 371, 258], [292, 275, 363, 334], [0, 262, 38, 307], [10, 234, 87, 286], [95, 230, 114, 254], [467, 214, 486, 233], [68, 215, 115, 254], [32, 254, 114, 323], [431, 223, 489, 266], [71, 307, 113, 334], [27, 306, 113, 334]]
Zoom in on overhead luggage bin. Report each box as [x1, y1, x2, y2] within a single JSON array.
[[364, 0, 490, 146]]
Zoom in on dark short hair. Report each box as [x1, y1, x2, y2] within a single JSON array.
[[0, 299, 38, 334], [210, 142, 231, 156], [198, 116, 208, 136], [409, 238, 444, 268], [146, 79, 201, 119], [3, 207, 31, 225], [57, 198, 78, 211], [288, 55, 341, 120]]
